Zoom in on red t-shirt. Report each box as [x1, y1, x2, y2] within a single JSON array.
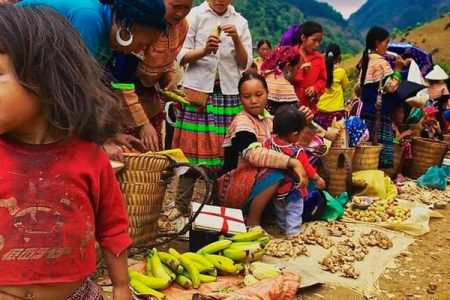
[[293, 50, 327, 112], [0, 136, 131, 284]]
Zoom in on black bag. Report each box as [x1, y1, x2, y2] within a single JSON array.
[[302, 189, 327, 221]]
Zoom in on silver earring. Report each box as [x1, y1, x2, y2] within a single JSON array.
[[116, 27, 133, 47]]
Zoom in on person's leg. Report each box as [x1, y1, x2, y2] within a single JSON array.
[[284, 198, 304, 236], [273, 200, 286, 234], [246, 182, 279, 226]]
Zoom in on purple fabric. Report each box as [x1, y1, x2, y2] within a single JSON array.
[[274, 196, 304, 236], [387, 42, 434, 76], [279, 24, 301, 46]]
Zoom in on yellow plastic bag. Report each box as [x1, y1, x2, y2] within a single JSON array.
[[352, 170, 397, 200]]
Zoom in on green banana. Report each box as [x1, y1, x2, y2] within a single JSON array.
[[257, 236, 270, 247], [130, 278, 165, 299], [222, 248, 251, 261], [229, 228, 264, 242], [148, 248, 172, 283], [161, 264, 176, 281], [203, 254, 237, 274], [204, 268, 217, 277], [229, 241, 264, 253], [179, 255, 201, 289], [235, 263, 244, 273], [199, 273, 217, 283], [145, 255, 152, 276], [158, 251, 183, 274], [196, 240, 232, 254], [190, 260, 215, 274], [128, 270, 170, 290], [218, 235, 226, 240], [168, 248, 182, 259], [175, 274, 192, 289], [249, 249, 266, 262], [172, 88, 185, 97], [181, 252, 215, 269], [161, 90, 190, 105]]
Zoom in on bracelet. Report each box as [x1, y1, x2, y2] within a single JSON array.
[[392, 71, 402, 81]]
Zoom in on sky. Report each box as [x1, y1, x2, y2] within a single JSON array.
[[318, 0, 367, 18]]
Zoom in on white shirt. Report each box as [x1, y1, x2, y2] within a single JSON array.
[[177, 2, 253, 95]]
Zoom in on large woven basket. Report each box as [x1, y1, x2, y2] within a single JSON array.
[[381, 144, 404, 178], [352, 143, 382, 171], [444, 134, 450, 150], [319, 147, 355, 197], [117, 153, 172, 247], [408, 138, 448, 179]]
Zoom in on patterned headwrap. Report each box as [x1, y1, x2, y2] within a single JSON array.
[[260, 46, 299, 77]]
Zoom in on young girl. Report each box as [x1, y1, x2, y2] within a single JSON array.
[[392, 106, 414, 182], [359, 26, 405, 168], [419, 106, 444, 140], [264, 107, 325, 236], [217, 73, 314, 226], [315, 43, 349, 129], [0, 6, 131, 300], [291, 21, 327, 113], [254, 39, 272, 71], [168, 0, 253, 220]]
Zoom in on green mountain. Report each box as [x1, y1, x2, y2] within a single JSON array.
[[193, 0, 364, 54], [348, 0, 450, 35]]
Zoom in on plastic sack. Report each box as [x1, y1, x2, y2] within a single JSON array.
[[417, 166, 447, 190], [352, 170, 398, 200], [320, 191, 349, 221]]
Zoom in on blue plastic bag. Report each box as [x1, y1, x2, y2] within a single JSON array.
[[417, 166, 447, 190]]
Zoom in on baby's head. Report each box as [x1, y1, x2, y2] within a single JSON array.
[[0, 5, 122, 143], [273, 106, 306, 143], [392, 105, 405, 125]]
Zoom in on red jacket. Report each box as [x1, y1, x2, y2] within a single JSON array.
[[0, 136, 131, 284], [293, 50, 327, 112]]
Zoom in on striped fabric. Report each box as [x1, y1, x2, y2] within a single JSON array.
[[67, 280, 102, 300], [362, 112, 394, 168], [361, 54, 393, 84], [172, 92, 242, 167]]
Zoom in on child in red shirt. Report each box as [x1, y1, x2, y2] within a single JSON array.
[[264, 106, 325, 236], [0, 6, 131, 300]]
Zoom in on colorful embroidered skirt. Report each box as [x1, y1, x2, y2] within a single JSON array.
[[361, 113, 394, 168], [172, 91, 242, 167], [216, 164, 284, 212], [314, 110, 346, 129]]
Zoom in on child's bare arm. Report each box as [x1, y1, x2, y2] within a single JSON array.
[[102, 248, 133, 300]]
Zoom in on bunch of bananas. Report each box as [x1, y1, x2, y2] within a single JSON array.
[[129, 228, 271, 298]]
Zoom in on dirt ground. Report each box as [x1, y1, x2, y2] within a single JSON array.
[[160, 178, 450, 300]]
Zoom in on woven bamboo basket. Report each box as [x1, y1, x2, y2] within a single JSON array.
[[352, 143, 383, 171], [381, 144, 404, 178], [408, 123, 422, 138], [408, 138, 448, 179], [444, 134, 450, 150], [118, 153, 172, 247], [319, 147, 355, 197]]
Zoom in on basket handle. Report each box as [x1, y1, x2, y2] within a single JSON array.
[[147, 163, 214, 248]]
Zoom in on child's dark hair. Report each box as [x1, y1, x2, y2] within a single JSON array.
[[100, 0, 167, 31], [273, 106, 306, 138], [325, 43, 341, 88], [292, 21, 323, 46], [238, 72, 268, 95], [0, 5, 123, 144], [257, 39, 272, 50], [360, 26, 390, 86]]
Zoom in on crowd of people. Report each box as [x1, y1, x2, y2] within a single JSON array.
[[0, 0, 449, 299]]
